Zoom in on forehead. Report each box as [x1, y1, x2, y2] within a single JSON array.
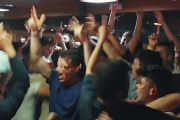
[[58, 57, 72, 65], [140, 77, 152, 84], [155, 46, 167, 52]]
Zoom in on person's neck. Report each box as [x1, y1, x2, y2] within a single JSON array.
[[64, 75, 79, 85], [166, 64, 174, 73]]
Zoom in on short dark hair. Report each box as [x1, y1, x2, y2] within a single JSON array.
[[136, 65, 174, 97], [157, 41, 175, 67], [135, 50, 163, 69], [51, 50, 61, 68], [60, 49, 80, 67], [94, 59, 130, 101]]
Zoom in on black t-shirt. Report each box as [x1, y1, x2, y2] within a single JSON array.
[[102, 100, 177, 120]]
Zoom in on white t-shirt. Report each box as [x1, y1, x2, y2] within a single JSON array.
[[173, 64, 180, 74], [11, 82, 41, 120], [42, 53, 52, 63]]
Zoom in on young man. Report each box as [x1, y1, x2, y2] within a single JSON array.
[[28, 6, 81, 120], [128, 49, 163, 99], [135, 65, 174, 105], [155, 41, 178, 73]]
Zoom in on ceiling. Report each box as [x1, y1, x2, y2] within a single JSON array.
[[1, 0, 180, 42], [0, 0, 180, 19]]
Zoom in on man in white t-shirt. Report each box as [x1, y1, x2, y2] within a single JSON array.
[[12, 49, 49, 120]]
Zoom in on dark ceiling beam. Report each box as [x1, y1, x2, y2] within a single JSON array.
[[0, 0, 180, 19]]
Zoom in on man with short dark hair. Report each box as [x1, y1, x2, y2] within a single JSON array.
[[128, 49, 163, 99], [28, 7, 82, 120], [155, 41, 178, 73], [135, 65, 174, 105]]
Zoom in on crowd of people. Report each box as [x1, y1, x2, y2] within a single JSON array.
[[0, 3, 180, 120]]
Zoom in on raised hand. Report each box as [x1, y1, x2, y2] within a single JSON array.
[[39, 24, 46, 32], [28, 6, 46, 32], [154, 11, 165, 24], [68, 16, 79, 31], [24, 20, 30, 33], [0, 22, 16, 58], [9, 31, 16, 42], [148, 33, 158, 49], [74, 24, 88, 42], [98, 15, 109, 41], [56, 22, 64, 34], [110, 2, 117, 13]]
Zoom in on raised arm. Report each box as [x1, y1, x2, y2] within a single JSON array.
[[86, 18, 109, 74], [154, 10, 180, 48], [74, 20, 92, 66], [108, 3, 117, 32], [29, 6, 51, 79], [107, 33, 125, 56], [103, 41, 121, 59], [127, 12, 144, 54], [0, 23, 29, 120], [55, 22, 67, 51]]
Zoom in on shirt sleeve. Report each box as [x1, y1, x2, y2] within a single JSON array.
[[30, 82, 42, 95], [0, 55, 29, 120], [77, 74, 97, 120]]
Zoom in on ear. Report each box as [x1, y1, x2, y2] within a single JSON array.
[[168, 55, 173, 62], [149, 85, 158, 96], [74, 66, 80, 72]]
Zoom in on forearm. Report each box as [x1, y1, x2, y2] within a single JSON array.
[[128, 16, 142, 54], [108, 11, 116, 32], [86, 40, 104, 74], [103, 41, 121, 59], [161, 22, 180, 48], [83, 40, 93, 67], [156, 25, 160, 35], [108, 34, 125, 56], [59, 37, 67, 51], [146, 93, 180, 112], [30, 31, 42, 62]]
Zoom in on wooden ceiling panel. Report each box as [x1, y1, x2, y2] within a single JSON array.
[[0, 0, 180, 19]]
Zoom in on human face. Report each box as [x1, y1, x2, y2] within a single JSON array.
[[174, 46, 180, 58], [155, 46, 169, 66], [62, 34, 70, 43], [136, 77, 153, 104], [121, 34, 131, 48], [56, 57, 78, 84], [42, 43, 53, 58], [131, 58, 140, 80]]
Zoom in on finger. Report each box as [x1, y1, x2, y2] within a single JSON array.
[[101, 15, 108, 26], [152, 33, 155, 39], [39, 14, 46, 25], [72, 16, 79, 23], [32, 6, 39, 22]]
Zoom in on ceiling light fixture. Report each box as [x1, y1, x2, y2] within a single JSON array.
[[80, 0, 117, 3], [0, 9, 9, 12], [0, 4, 16, 12]]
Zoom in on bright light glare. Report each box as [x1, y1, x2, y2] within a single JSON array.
[[0, 9, 9, 12], [154, 23, 161, 26], [80, 0, 117, 3]]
